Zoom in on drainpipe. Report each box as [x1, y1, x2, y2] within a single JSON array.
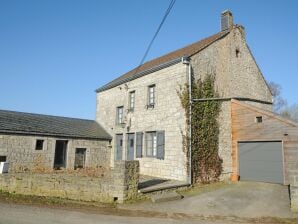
[[182, 57, 192, 185]]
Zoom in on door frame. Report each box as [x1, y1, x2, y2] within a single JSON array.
[[115, 134, 123, 160], [126, 133, 135, 161], [53, 140, 68, 169]]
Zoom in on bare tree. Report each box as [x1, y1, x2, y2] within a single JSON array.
[[281, 104, 298, 122], [268, 81, 287, 113]]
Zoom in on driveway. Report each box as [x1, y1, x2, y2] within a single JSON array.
[[122, 181, 298, 219]]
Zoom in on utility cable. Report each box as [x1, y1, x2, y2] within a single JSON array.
[[135, 0, 176, 73]]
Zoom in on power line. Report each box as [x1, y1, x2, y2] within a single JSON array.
[[136, 0, 176, 71]]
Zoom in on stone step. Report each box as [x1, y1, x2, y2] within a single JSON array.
[[150, 191, 184, 203]]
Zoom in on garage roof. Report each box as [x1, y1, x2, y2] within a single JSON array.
[[0, 109, 111, 140]]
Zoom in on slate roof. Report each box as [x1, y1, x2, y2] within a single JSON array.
[[96, 29, 230, 92], [0, 109, 111, 140]]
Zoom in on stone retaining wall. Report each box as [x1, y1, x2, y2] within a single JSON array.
[[290, 173, 298, 212], [0, 161, 139, 203]]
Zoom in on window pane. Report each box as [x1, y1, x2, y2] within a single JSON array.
[[153, 135, 157, 156], [146, 133, 152, 156]]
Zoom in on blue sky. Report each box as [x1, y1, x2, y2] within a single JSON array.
[[1, 0, 297, 119]]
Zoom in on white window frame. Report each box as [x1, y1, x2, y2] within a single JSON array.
[[148, 84, 155, 108], [146, 132, 157, 157], [116, 106, 124, 124], [129, 91, 135, 112]]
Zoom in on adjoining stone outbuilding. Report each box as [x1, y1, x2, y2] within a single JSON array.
[[0, 109, 112, 172]]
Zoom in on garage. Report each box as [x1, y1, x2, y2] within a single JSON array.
[[238, 141, 284, 184]]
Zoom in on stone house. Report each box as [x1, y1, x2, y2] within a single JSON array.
[[96, 11, 298, 183], [0, 109, 111, 172]]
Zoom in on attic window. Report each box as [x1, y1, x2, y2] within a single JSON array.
[[236, 48, 240, 58], [255, 116, 263, 123]]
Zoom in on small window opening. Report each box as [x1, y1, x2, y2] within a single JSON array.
[[0, 156, 7, 162], [35, 140, 44, 150], [236, 48, 240, 58], [256, 116, 263, 123], [113, 197, 118, 202]]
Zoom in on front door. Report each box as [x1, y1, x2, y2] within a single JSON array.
[[116, 134, 123, 160], [127, 133, 135, 161], [54, 140, 68, 169]]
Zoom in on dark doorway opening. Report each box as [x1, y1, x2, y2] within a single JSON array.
[[74, 148, 86, 170], [54, 140, 68, 169]]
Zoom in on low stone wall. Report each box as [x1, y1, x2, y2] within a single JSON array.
[[0, 161, 139, 203], [290, 173, 298, 212]]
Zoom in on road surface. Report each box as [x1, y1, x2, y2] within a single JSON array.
[[0, 202, 248, 224]]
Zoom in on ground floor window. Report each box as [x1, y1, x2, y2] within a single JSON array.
[[146, 132, 157, 157], [145, 131, 165, 160], [0, 156, 7, 162]]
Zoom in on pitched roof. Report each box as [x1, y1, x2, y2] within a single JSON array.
[[0, 109, 112, 140], [96, 29, 230, 92], [231, 99, 298, 127]]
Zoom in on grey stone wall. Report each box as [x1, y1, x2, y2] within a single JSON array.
[[96, 63, 188, 181], [0, 134, 110, 172], [190, 26, 273, 180], [0, 160, 139, 203]]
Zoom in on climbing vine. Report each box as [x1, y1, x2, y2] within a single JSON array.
[[178, 73, 222, 184]]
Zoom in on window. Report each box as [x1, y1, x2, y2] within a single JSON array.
[[129, 91, 135, 111], [146, 132, 157, 157], [145, 131, 165, 159], [0, 156, 7, 162], [35, 140, 44, 150], [256, 116, 263, 123], [148, 85, 155, 108], [116, 106, 124, 124]]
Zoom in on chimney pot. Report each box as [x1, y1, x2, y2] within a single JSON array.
[[221, 10, 233, 31]]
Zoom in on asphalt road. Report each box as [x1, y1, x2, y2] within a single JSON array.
[[0, 202, 240, 224]]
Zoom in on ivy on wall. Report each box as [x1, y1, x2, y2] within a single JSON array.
[[178, 74, 222, 184]]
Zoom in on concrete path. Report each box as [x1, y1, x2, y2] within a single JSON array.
[[123, 181, 298, 219]]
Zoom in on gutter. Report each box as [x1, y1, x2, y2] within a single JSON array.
[[192, 97, 272, 105], [182, 56, 192, 186]]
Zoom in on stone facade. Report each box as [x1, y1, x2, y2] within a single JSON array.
[[0, 134, 110, 172], [0, 160, 139, 203], [97, 63, 188, 181], [96, 26, 273, 182], [190, 26, 272, 179]]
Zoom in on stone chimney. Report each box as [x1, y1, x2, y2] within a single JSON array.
[[221, 10, 233, 31]]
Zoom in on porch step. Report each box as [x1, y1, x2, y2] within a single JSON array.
[[138, 182, 189, 194], [150, 191, 183, 203]]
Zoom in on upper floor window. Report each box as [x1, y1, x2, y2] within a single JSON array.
[[148, 84, 155, 108], [129, 91, 135, 111], [116, 106, 124, 124]]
